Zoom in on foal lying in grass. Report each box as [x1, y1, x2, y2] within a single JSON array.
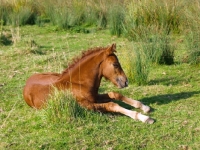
[[23, 44, 154, 124]]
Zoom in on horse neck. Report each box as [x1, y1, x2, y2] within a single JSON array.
[[56, 51, 104, 91]]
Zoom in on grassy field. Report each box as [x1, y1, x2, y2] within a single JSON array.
[[0, 24, 200, 150]]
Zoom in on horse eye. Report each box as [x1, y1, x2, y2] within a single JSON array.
[[113, 63, 119, 68]]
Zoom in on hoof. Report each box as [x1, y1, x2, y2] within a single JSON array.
[[145, 118, 154, 124]]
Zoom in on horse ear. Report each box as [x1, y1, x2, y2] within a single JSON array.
[[106, 43, 116, 55]]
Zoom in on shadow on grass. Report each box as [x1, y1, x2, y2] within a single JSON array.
[[98, 83, 200, 113], [141, 91, 200, 106], [148, 77, 193, 86], [101, 91, 200, 114], [30, 49, 46, 55]]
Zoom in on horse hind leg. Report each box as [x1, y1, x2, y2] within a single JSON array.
[[23, 86, 34, 108], [23, 84, 50, 109], [79, 101, 154, 124]]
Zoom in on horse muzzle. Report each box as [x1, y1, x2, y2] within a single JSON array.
[[116, 77, 128, 88]]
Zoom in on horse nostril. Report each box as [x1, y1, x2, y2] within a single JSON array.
[[125, 81, 128, 87]]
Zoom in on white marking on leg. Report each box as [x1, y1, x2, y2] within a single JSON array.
[[137, 113, 150, 123], [127, 98, 151, 113], [113, 105, 137, 119], [124, 109, 138, 120], [112, 103, 154, 124], [141, 105, 151, 113]]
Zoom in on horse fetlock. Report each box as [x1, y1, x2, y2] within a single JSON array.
[[141, 105, 151, 113], [137, 113, 154, 124]]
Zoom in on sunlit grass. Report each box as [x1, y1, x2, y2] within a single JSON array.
[[40, 88, 109, 124], [0, 15, 200, 150], [1, 0, 200, 64]]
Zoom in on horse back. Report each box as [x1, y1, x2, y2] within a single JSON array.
[[25, 73, 61, 85]]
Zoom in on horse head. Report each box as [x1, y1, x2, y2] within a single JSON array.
[[101, 44, 128, 88]]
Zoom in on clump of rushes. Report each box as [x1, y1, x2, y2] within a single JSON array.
[[185, 30, 200, 65], [131, 25, 175, 65], [41, 89, 86, 123], [121, 32, 174, 86], [41, 88, 108, 123], [142, 32, 175, 65], [8, 0, 38, 26], [132, 44, 150, 85], [120, 46, 135, 84], [108, 3, 125, 36], [184, 3, 200, 65], [124, 0, 184, 40], [121, 44, 149, 85]]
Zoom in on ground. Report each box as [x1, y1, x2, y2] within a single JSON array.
[[0, 25, 200, 149]]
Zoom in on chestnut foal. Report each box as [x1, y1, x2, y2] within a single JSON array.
[[23, 44, 154, 124]]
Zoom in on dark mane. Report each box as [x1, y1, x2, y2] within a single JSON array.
[[61, 46, 108, 74]]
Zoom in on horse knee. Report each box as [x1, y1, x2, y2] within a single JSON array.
[[94, 102, 120, 112], [108, 92, 123, 100], [77, 100, 121, 113]]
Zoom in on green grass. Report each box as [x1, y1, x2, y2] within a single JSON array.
[[41, 88, 108, 124], [1, 25, 200, 149], [1, 0, 199, 37]]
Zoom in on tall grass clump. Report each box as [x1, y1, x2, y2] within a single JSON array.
[[90, 0, 110, 28], [124, 0, 184, 40], [0, 1, 12, 25], [142, 31, 175, 65], [132, 44, 150, 85], [121, 48, 135, 84], [41, 1, 69, 29], [41, 89, 85, 123], [122, 44, 150, 85], [41, 0, 104, 30], [65, 1, 86, 28], [183, 1, 200, 65], [185, 30, 200, 65], [125, 23, 175, 65], [40, 88, 108, 124], [108, 2, 125, 36], [12, 1, 39, 26]]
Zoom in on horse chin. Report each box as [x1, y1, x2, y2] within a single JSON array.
[[117, 82, 128, 89], [118, 85, 125, 89]]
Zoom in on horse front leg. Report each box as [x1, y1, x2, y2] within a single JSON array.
[[95, 93, 154, 124], [79, 100, 154, 124], [107, 92, 151, 113]]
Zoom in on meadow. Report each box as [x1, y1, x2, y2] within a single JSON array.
[[1, 0, 200, 149]]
